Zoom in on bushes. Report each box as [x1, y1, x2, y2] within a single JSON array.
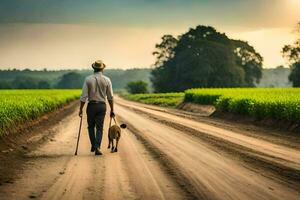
[[184, 88, 300, 121], [126, 80, 148, 94], [122, 88, 300, 122], [123, 93, 184, 107]]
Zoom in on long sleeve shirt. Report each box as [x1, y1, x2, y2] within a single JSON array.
[[80, 72, 113, 103]]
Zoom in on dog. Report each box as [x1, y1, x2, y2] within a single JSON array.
[[108, 117, 127, 153]]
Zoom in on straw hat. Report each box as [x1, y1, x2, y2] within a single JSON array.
[[92, 60, 106, 69]]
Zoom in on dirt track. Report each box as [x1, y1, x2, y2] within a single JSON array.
[[0, 97, 299, 200]]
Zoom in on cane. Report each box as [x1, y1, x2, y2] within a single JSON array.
[[74, 115, 83, 156]]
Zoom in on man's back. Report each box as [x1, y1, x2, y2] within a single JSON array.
[[80, 72, 113, 103]]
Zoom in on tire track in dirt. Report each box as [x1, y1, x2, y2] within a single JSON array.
[[116, 98, 300, 188], [118, 97, 300, 149], [0, 105, 188, 200], [115, 102, 300, 200]]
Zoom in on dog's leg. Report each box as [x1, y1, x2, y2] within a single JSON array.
[[114, 138, 119, 152], [111, 140, 114, 153], [108, 137, 111, 149]]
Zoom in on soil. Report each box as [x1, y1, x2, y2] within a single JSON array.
[[0, 101, 78, 187], [179, 102, 300, 133], [0, 98, 299, 200], [177, 102, 215, 116]]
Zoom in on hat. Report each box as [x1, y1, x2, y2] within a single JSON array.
[[92, 60, 106, 69]]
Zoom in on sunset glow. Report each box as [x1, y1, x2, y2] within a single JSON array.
[[0, 0, 299, 69]]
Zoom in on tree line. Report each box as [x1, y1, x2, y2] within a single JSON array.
[[0, 68, 151, 90], [130, 23, 299, 94], [1, 23, 299, 92], [151, 24, 300, 93], [282, 23, 300, 87]]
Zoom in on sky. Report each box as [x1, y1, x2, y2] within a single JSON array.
[[0, 0, 299, 70]]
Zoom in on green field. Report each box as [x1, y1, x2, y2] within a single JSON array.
[[0, 90, 81, 136], [123, 93, 184, 107], [185, 88, 300, 121], [125, 88, 300, 122]]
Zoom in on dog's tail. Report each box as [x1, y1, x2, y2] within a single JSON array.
[[120, 124, 127, 129]]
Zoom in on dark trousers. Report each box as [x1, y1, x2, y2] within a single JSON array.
[[86, 102, 106, 149]]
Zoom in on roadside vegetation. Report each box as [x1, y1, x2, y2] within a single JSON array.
[[0, 89, 81, 136], [126, 80, 149, 94], [123, 93, 184, 107], [123, 23, 300, 122], [185, 88, 300, 121], [124, 88, 300, 122]]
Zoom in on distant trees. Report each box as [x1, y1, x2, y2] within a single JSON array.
[[38, 81, 50, 89], [13, 76, 38, 89], [255, 66, 292, 88], [126, 80, 148, 94], [105, 68, 152, 90], [56, 72, 84, 89], [0, 69, 152, 90], [288, 63, 300, 87], [0, 72, 83, 89], [0, 81, 12, 89], [151, 25, 263, 92], [282, 23, 300, 87], [4, 72, 84, 89]]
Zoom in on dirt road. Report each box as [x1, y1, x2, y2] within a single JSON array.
[[0, 97, 299, 200]]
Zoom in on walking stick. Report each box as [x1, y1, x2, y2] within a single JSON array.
[[74, 115, 83, 156]]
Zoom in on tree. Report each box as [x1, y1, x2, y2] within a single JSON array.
[[152, 35, 178, 68], [282, 22, 300, 87], [38, 81, 51, 89], [56, 72, 84, 89], [232, 40, 263, 86], [288, 62, 300, 87], [151, 25, 262, 92], [126, 80, 148, 94], [13, 76, 38, 89], [0, 81, 12, 89]]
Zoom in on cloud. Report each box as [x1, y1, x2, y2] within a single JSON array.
[[0, 23, 182, 69], [0, 0, 299, 69], [0, 0, 298, 29], [227, 28, 296, 67]]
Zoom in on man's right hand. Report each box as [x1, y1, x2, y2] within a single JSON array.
[[110, 111, 115, 118]]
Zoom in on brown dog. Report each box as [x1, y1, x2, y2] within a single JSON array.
[[108, 117, 127, 152]]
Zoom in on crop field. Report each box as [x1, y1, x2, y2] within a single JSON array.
[[125, 88, 300, 121], [0, 89, 81, 136], [185, 88, 300, 121], [123, 93, 184, 107]]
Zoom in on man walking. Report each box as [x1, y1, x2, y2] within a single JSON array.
[[79, 60, 114, 155]]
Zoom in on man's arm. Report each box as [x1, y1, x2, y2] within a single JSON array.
[[79, 79, 88, 117], [108, 100, 114, 117], [79, 101, 85, 117], [106, 78, 114, 117]]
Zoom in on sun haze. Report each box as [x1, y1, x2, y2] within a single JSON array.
[[0, 0, 299, 69]]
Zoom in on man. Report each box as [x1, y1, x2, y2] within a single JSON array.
[[79, 60, 114, 156]]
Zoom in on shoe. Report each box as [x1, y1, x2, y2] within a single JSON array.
[[91, 146, 95, 152], [95, 148, 102, 156]]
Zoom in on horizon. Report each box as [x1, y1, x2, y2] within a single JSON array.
[[0, 0, 299, 70], [0, 65, 292, 71], [0, 67, 152, 71]]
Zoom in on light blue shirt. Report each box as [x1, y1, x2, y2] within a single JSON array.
[[80, 72, 113, 102]]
